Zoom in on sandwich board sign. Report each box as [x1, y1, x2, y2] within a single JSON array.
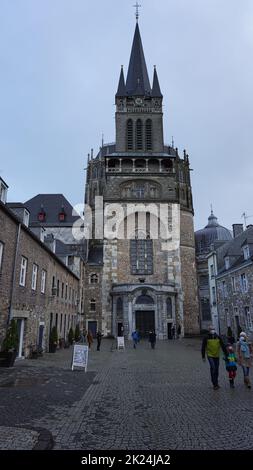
[[71, 344, 89, 371], [117, 336, 125, 350]]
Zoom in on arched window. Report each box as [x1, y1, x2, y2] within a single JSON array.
[[136, 119, 143, 151], [146, 119, 152, 151], [90, 274, 98, 284], [93, 167, 98, 179], [90, 299, 96, 311], [167, 298, 172, 318], [127, 119, 133, 151]]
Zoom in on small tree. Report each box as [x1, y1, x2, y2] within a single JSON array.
[[2, 319, 19, 352], [74, 324, 80, 342], [68, 327, 74, 345]]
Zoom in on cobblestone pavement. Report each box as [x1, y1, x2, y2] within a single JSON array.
[[0, 338, 253, 450]]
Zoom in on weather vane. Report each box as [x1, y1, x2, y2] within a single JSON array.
[[133, 2, 141, 22]]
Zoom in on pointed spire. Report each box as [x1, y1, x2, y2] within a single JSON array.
[[125, 23, 151, 96], [152, 66, 163, 98], [116, 66, 126, 97]]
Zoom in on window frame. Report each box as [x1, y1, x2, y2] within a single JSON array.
[[41, 269, 46, 294], [31, 263, 38, 291], [19, 256, 28, 287], [0, 241, 4, 271]]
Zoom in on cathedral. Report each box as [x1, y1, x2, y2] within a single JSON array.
[[83, 18, 199, 339]]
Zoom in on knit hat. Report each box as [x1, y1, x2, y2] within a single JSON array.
[[240, 332, 246, 337]]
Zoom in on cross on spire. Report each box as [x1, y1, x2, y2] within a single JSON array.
[[133, 2, 141, 22]]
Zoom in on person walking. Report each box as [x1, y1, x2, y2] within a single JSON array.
[[177, 324, 181, 339], [171, 325, 175, 340], [131, 331, 139, 349], [149, 330, 157, 349], [96, 331, 103, 351], [224, 344, 237, 388], [87, 331, 93, 349], [236, 331, 253, 389], [201, 325, 228, 390]]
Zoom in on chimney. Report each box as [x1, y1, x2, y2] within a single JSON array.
[[232, 224, 244, 238]]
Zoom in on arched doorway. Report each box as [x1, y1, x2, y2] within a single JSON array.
[[135, 294, 155, 338]]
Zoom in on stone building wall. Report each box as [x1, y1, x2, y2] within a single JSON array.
[[216, 262, 253, 338], [0, 203, 80, 356]]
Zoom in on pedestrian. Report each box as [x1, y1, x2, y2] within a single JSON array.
[[79, 331, 85, 344], [131, 331, 138, 349], [149, 330, 156, 349], [177, 324, 181, 339], [223, 344, 237, 388], [236, 332, 253, 389], [201, 325, 228, 390], [87, 330, 93, 349], [171, 325, 175, 340], [96, 331, 103, 351], [226, 326, 235, 345]]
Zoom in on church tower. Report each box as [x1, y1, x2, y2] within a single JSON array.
[[84, 15, 199, 339]]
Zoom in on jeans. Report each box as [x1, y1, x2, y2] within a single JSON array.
[[207, 356, 220, 386], [241, 365, 250, 377]]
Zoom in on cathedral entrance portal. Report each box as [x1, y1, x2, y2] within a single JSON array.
[[135, 310, 155, 338]]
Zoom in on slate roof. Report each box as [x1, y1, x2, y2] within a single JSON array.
[[116, 67, 126, 97], [214, 226, 253, 275], [195, 211, 232, 255], [95, 144, 177, 159], [125, 23, 152, 97], [24, 194, 80, 227], [152, 67, 163, 98]]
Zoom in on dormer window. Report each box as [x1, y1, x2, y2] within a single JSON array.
[[38, 206, 46, 222], [59, 206, 66, 222], [225, 257, 230, 270], [243, 245, 250, 261]]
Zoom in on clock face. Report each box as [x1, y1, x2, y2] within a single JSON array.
[[135, 98, 143, 105]]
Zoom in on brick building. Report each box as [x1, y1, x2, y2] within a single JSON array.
[[195, 211, 232, 332], [83, 20, 199, 339], [0, 200, 81, 358], [208, 225, 253, 339]]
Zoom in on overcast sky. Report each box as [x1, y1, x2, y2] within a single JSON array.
[[0, 0, 252, 230]]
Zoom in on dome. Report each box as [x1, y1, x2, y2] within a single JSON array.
[[195, 211, 232, 255]]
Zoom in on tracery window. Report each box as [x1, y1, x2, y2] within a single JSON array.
[[136, 119, 143, 150], [127, 119, 133, 150], [146, 119, 152, 151]]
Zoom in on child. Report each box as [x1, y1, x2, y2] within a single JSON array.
[[224, 344, 237, 388]]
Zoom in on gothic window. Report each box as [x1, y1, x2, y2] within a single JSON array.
[[167, 298, 172, 318], [90, 274, 98, 284], [116, 298, 123, 317], [90, 299, 96, 311], [130, 239, 153, 275], [146, 119, 152, 151], [127, 119, 133, 151], [136, 119, 143, 151], [93, 167, 98, 179], [132, 185, 145, 198]]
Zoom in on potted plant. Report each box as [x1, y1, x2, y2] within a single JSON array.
[[0, 319, 19, 367], [68, 327, 74, 345], [49, 326, 58, 353], [74, 324, 81, 342]]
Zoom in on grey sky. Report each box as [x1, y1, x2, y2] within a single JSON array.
[[0, 0, 252, 231]]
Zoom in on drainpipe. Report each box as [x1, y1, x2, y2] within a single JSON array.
[[8, 223, 21, 324]]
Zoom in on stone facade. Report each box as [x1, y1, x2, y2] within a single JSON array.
[[216, 262, 253, 339], [83, 22, 200, 339], [0, 201, 81, 357]]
